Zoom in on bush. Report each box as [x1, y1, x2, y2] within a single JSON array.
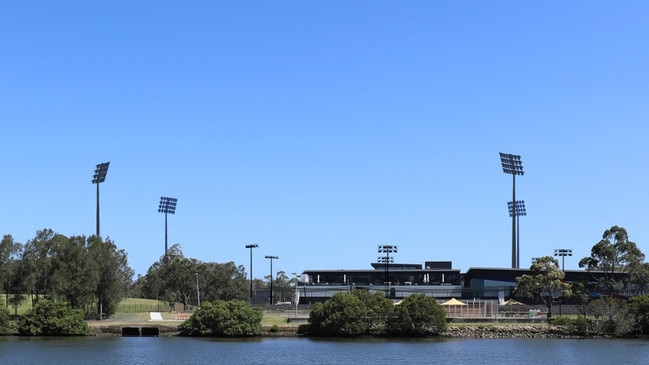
[[18, 300, 88, 336], [309, 292, 380, 336], [178, 300, 262, 337], [0, 305, 12, 333], [387, 294, 447, 336], [550, 316, 592, 335]]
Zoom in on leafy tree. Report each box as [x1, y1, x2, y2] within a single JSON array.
[[0, 234, 22, 307], [586, 297, 634, 337], [178, 300, 262, 337], [515, 256, 571, 318], [198, 262, 248, 302], [387, 294, 446, 336], [629, 262, 649, 296], [628, 294, 649, 335], [88, 236, 133, 318], [309, 292, 369, 336], [18, 300, 88, 336], [579, 225, 644, 296]]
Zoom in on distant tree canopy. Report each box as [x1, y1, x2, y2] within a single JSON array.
[[136, 244, 249, 310], [515, 256, 571, 318], [579, 225, 645, 296], [0, 229, 133, 318]]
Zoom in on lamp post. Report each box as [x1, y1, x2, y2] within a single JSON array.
[[92, 162, 110, 237], [554, 248, 572, 316], [500, 152, 524, 268], [554, 249, 572, 272], [245, 244, 258, 302], [292, 272, 299, 317], [508, 200, 527, 269], [378, 245, 397, 298], [158, 196, 177, 254], [265, 255, 278, 305]]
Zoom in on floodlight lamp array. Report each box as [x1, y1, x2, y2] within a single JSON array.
[[507, 200, 527, 217], [499, 153, 524, 176], [265, 255, 279, 260], [246, 244, 259, 249], [92, 162, 110, 184], [554, 249, 573, 257], [158, 196, 178, 214], [377, 256, 394, 263], [377, 245, 398, 254]]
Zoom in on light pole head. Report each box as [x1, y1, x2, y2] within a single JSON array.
[[246, 244, 259, 249], [554, 249, 573, 257], [265, 255, 279, 260], [507, 200, 527, 217], [92, 162, 110, 184], [499, 152, 524, 176], [158, 196, 178, 214]]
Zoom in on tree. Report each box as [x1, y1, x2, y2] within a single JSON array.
[[88, 236, 133, 318], [178, 300, 263, 337], [515, 256, 571, 318], [579, 225, 644, 296], [387, 294, 447, 336], [18, 300, 88, 336], [628, 294, 649, 335], [0, 234, 22, 307]]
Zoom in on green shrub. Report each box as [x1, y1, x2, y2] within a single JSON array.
[[387, 294, 447, 336], [550, 316, 592, 335], [18, 300, 88, 336], [178, 300, 262, 337], [0, 305, 12, 333]]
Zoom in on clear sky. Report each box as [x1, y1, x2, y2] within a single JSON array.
[[2, 2, 649, 279]]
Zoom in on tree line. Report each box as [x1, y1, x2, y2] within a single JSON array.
[[0, 229, 132, 318]]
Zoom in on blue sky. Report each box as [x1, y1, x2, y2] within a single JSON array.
[[2, 2, 649, 279]]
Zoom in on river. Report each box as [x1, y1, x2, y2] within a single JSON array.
[[1, 336, 649, 364]]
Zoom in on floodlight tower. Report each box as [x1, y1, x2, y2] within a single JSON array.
[[378, 245, 397, 297], [265, 255, 279, 305], [245, 244, 259, 302], [92, 162, 110, 237], [508, 200, 527, 269], [554, 249, 572, 272], [500, 152, 524, 268], [158, 196, 177, 254]]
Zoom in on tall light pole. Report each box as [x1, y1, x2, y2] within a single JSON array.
[[508, 200, 527, 269], [92, 162, 110, 237], [378, 245, 397, 298], [245, 244, 258, 302], [554, 249, 572, 272], [265, 256, 278, 305], [500, 152, 524, 268], [158, 196, 177, 254]]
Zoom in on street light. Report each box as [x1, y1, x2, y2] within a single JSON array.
[[378, 245, 397, 298], [265, 255, 279, 305], [508, 200, 527, 269], [500, 152, 524, 268], [92, 162, 110, 237], [245, 244, 259, 302], [158, 196, 177, 254], [554, 249, 573, 272]]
